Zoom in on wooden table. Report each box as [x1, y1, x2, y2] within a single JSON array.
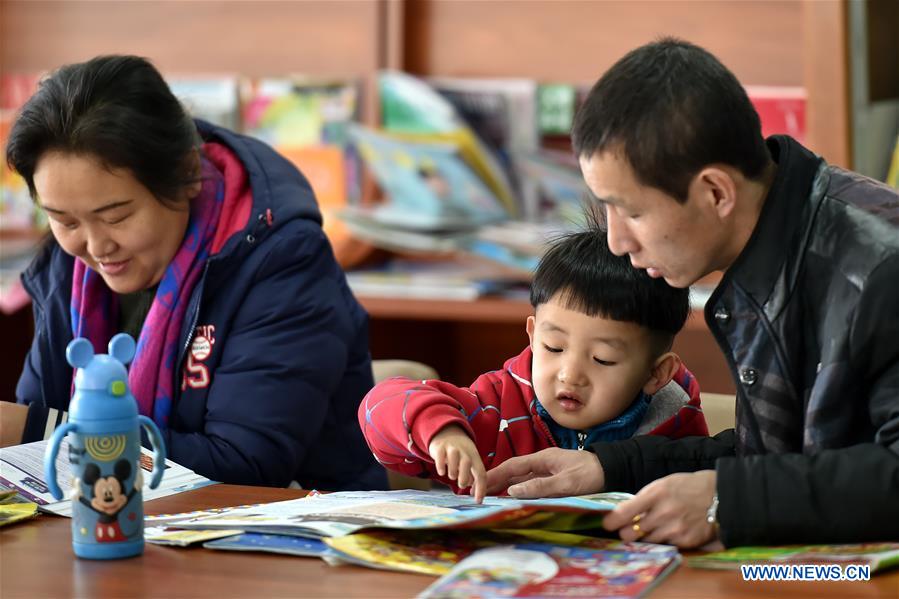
[[2, 485, 896, 598]]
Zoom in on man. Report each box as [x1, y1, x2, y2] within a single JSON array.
[[486, 38, 899, 549]]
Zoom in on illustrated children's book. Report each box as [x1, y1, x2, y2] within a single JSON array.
[[324, 528, 678, 576], [154, 489, 633, 540], [418, 543, 680, 599], [378, 71, 517, 215], [0, 439, 216, 517], [688, 543, 899, 574], [348, 124, 509, 231]]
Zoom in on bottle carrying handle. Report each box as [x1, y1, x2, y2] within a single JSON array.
[[139, 415, 166, 489], [44, 422, 79, 501]]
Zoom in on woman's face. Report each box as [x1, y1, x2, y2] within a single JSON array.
[[33, 151, 192, 294]]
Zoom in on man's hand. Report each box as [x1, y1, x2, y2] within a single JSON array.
[[428, 425, 486, 503], [485, 448, 605, 498], [602, 470, 719, 549]]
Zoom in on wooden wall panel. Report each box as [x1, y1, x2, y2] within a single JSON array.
[[803, 0, 851, 167], [0, 0, 389, 130], [404, 0, 804, 86], [1, 0, 381, 77]]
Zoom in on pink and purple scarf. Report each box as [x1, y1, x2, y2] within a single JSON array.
[[70, 158, 225, 429]]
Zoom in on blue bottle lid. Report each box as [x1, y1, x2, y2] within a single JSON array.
[[66, 334, 139, 426]]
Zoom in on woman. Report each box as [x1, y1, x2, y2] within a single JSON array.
[[6, 55, 387, 490]]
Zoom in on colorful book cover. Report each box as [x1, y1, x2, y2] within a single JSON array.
[[325, 528, 677, 576], [418, 543, 680, 598], [745, 85, 807, 143], [349, 125, 508, 231], [379, 71, 518, 215], [427, 77, 540, 217], [1, 73, 44, 233], [688, 542, 899, 574], [241, 77, 358, 148], [203, 532, 335, 557]]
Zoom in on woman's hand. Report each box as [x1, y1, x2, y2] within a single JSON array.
[[428, 425, 486, 503]]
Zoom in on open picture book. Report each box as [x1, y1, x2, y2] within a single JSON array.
[[0, 439, 216, 517], [147, 488, 634, 539]]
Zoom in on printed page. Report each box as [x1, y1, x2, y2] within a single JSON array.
[[0, 439, 216, 517], [169, 489, 633, 539]]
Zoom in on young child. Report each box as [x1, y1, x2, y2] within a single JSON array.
[[358, 231, 708, 501]]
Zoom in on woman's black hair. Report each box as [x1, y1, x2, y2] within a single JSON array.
[[530, 207, 690, 352], [6, 55, 200, 207]]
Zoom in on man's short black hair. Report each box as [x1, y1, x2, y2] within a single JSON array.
[[571, 37, 771, 202], [530, 226, 690, 352]]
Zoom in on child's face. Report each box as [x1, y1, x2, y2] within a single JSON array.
[[527, 295, 663, 431]]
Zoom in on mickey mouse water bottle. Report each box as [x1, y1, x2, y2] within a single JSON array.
[[44, 333, 166, 559]]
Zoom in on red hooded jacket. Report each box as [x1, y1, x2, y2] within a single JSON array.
[[359, 347, 708, 493]]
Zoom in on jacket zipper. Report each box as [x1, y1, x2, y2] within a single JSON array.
[[577, 432, 587, 451], [175, 261, 211, 383], [174, 210, 269, 387]]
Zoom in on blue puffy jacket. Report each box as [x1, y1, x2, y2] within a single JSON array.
[[17, 120, 387, 491]]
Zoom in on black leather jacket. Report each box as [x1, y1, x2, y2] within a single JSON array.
[[591, 136, 899, 546]]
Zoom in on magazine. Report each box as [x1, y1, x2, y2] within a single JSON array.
[[418, 543, 680, 599], [688, 543, 899, 574], [158, 489, 632, 540], [324, 528, 677, 576], [0, 439, 217, 517]]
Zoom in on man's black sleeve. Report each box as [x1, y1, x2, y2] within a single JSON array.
[[588, 430, 736, 493]]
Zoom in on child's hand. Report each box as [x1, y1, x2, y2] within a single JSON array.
[[428, 424, 486, 503]]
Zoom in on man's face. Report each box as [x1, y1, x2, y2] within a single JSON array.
[[579, 150, 724, 288]]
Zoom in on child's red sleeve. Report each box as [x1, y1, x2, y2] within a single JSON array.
[[358, 372, 506, 483]]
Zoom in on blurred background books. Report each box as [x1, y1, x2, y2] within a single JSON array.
[[1, 66, 865, 311]]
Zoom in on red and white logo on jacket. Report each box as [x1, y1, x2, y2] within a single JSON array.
[[181, 324, 215, 390]]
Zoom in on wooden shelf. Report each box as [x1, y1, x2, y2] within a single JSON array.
[[360, 295, 532, 323]]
